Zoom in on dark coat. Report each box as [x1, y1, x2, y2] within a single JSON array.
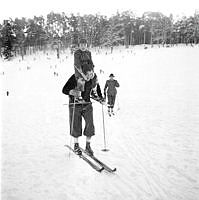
[[62, 74, 102, 103], [104, 79, 120, 96]]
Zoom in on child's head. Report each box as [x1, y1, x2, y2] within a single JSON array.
[[77, 77, 85, 85], [79, 39, 87, 50], [109, 73, 114, 80]]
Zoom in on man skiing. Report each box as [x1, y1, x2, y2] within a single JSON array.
[[73, 39, 95, 102], [62, 67, 103, 156], [104, 74, 120, 116]]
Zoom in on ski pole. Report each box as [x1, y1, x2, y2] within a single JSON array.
[[101, 104, 109, 152], [116, 92, 120, 111], [63, 101, 93, 106], [68, 97, 76, 157]]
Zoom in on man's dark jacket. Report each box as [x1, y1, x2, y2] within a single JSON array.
[[62, 74, 102, 103]]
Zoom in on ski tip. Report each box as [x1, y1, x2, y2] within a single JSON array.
[[112, 168, 117, 172], [104, 167, 116, 173], [99, 167, 105, 172], [107, 168, 117, 173]]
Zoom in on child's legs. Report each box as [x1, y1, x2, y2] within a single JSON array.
[[76, 77, 85, 92], [74, 65, 86, 91]]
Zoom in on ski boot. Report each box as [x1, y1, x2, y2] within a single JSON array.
[[108, 108, 111, 117], [74, 143, 82, 155], [85, 142, 94, 156]]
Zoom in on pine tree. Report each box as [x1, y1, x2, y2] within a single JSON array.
[[2, 20, 15, 59], [102, 16, 124, 52]]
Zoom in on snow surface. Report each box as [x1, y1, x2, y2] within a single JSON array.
[[1, 45, 199, 200]]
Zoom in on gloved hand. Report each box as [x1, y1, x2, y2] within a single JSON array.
[[69, 89, 81, 98], [91, 89, 98, 98], [99, 97, 106, 105]]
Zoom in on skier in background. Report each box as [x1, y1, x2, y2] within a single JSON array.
[[104, 73, 120, 116], [62, 67, 103, 156], [73, 39, 95, 102]]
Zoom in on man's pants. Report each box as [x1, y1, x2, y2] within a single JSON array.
[[69, 104, 95, 138], [107, 95, 116, 109]]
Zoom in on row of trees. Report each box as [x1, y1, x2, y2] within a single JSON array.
[[0, 10, 199, 59]]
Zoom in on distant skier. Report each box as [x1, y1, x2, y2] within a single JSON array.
[[73, 39, 95, 102], [62, 67, 104, 156], [104, 74, 120, 115]]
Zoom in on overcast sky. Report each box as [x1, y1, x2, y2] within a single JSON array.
[[0, 0, 199, 22]]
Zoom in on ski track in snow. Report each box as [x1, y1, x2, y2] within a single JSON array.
[[1, 45, 199, 200]]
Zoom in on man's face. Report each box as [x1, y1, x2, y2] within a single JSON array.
[[86, 70, 94, 81], [77, 77, 85, 85]]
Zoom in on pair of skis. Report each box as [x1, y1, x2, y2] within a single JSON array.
[[65, 145, 116, 173]]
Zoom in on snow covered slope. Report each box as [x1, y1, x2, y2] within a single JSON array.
[[1, 45, 199, 200]]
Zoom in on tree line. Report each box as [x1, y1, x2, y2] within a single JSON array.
[[0, 10, 199, 59]]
